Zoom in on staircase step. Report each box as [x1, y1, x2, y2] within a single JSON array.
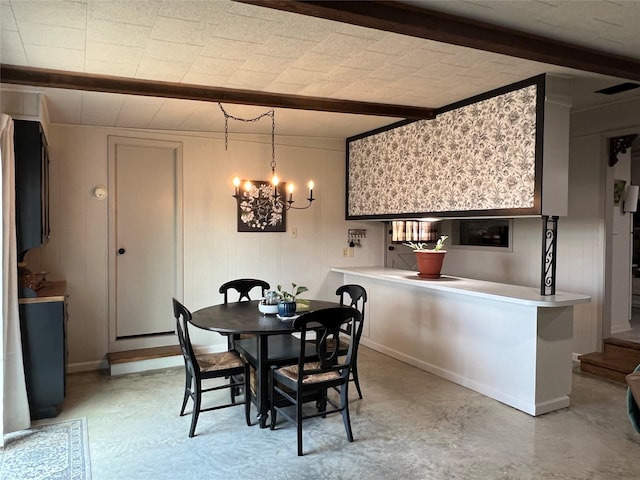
[[578, 351, 640, 383], [107, 345, 183, 375], [602, 338, 640, 364], [107, 345, 181, 364], [604, 336, 640, 351]]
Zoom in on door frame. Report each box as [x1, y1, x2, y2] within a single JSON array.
[[603, 127, 639, 341], [107, 135, 184, 352]]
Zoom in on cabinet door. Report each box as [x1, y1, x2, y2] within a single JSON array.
[[14, 119, 48, 260], [19, 301, 66, 419]]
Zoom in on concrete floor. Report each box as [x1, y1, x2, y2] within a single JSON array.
[[56, 346, 640, 480]]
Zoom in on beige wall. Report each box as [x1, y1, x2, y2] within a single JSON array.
[[26, 124, 385, 371], [9, 95, 640, 367]]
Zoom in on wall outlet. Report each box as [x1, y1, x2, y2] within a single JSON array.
[[348, 247, 354, 257], [342, 247, 348, 257], [290, 227, 297, 239]]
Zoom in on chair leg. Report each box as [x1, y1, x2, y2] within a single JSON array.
[[269, 370, 277, 430], [352, 363, 363, 399], [244, 365, 252, 427], [180, 371, 192, 416], [319, 389, 328, 417], [230, 375, 237, 404], [340, 384, 354, 442], [189, 380, 202, 438], [296, 398, 304, 456]]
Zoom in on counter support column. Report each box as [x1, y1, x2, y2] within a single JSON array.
[[541, 215, 559, 296]]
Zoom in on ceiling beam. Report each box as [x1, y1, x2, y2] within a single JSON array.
[[237, 0, 640, 82], [0, 64, 436, 120]]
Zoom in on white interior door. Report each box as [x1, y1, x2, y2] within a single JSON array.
[[109, 137, 183, 339]]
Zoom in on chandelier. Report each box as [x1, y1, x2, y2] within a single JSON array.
[[221, 103, 315, 210]]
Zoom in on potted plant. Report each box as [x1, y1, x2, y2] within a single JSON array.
[[276, 283, 309, 317], [404, 235, 448, 279]]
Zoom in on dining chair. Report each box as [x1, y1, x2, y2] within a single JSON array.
[[336, 284, 368, 399], [219, 278, 271, 351], [219, 278, 270, 304], [172, 298, 251, 437], [269, 306, 361, 456]]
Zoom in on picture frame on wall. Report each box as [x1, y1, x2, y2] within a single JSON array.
[[236, 180, 287, 232]]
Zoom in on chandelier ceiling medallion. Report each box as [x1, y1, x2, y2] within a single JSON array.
[[221, 103, 315, 211]]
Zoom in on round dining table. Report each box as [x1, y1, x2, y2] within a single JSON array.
[[191, 299, 340, 427]]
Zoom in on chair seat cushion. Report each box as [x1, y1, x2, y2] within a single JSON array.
[[197, 351, 244, 372], [277, 362, 340, 384]]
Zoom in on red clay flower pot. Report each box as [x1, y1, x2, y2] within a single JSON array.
[[415, 250, 447, 279]]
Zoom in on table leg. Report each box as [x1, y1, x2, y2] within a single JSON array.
[[257, 334, 270, 428]]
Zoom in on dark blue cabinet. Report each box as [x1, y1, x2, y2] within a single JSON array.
[[19, 282, 67, 420], [14, 119, 49, 261]]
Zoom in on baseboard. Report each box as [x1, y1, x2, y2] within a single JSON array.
[[109, 355, 183, 376], [611, 320, 632, 334], [67, 359, 108, 373]]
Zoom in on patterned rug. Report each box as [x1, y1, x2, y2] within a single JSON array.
[[0, 418, 91, 480]]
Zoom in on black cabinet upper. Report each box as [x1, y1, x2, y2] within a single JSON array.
[[14, 119, 50, 260]]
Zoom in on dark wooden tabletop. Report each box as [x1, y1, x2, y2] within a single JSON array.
[[190, 299, 340, 334]]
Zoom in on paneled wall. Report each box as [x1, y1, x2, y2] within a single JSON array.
[[28, 125, 384, 371], [13, 95, 640, 367]]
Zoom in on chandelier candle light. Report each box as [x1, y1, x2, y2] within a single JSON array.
[[222, 103, 316, 210]]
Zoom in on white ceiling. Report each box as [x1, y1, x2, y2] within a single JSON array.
[[1, 0, 639, 138]]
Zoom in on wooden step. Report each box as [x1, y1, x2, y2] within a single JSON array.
[[603, 337, 640, 358], [107, 345, 183, 375], [578, 351, 640, 383], [107, 345, 182, 364]]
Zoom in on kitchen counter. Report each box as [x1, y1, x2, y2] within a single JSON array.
[[19, 281, 67, 304], [331, 266, 591, 416], [330, 266, 590, 307]]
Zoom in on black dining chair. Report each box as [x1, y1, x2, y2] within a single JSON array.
[[172, 298, 251, 437], [269, 306, 361, 456], [336, 284, 367, 399], [219, 278, 270, 304], [219, 278, 271, 351]]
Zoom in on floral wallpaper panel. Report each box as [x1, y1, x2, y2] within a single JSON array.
[[347, 83, 539, 217]]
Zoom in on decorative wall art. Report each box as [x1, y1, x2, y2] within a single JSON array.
[[346, 76, 544, 219], [236, 181, 287, 232]]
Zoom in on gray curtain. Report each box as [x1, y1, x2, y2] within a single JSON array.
[[1, 114, 30, 444]]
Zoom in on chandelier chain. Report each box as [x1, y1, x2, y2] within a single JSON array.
[[218, 103, 276, 172]]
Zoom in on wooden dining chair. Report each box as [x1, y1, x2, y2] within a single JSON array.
[[269, 306, 361, 456], [219, 278, 270, 304], [172, 298, 251, 437], [219, 278, 271, 352], [336, 284, 367, 399]]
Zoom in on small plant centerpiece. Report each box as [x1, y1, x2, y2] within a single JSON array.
[[404, 235, 448, 279], [276, 283, 309, 317]]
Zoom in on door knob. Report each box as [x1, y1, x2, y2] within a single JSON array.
[[118, 248, 126, 255]]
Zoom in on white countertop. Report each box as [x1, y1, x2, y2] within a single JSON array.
[[331, 266, 590, 307]]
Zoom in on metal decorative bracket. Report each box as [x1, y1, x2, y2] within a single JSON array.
[[541, 216, 559, 296], [609, 134, 638, 167]]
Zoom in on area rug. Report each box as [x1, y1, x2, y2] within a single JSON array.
[[0, 417, 91, 480]]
